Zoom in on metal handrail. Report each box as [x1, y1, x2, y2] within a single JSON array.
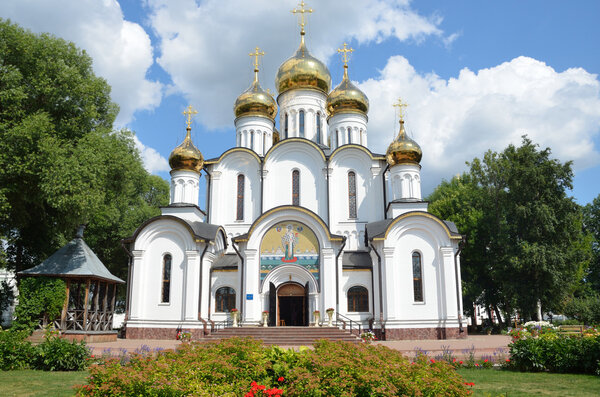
[[335, 313, 362, 337], [210, 317, 234, 333]]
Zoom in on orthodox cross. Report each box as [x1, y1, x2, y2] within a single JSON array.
[[249, 46, 265, 72], [393, 98, 408, 121], [292, 1, 313, 34], [337, 43, 354, 68], [183, 105, 198, 129]]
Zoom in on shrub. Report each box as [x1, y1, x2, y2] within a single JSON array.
[[563, 295, 600, 325], [507, 333, 600, 374], [0, 329, 36, 370], [76, 338, 471, 396]]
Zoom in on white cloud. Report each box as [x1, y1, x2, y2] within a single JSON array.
[[0, 0, 162, 125], [146, 0, 445, 129], [133, 135, 170, 173], [359, 56, 600, 193]]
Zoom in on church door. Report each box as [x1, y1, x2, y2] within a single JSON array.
[[268, 282, 276, 326], [277, 283, 307, 326]]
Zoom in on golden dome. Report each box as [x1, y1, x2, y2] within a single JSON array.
[[169, 127, 204, 172], [234, 70, 277, 121], [386, 120, 422, 166], [326, 66, 369, 117], [275, 34, 331, 95], [272, 128, 280, 145]]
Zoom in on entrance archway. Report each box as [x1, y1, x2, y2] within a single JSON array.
[[276, 282, 308, 326]]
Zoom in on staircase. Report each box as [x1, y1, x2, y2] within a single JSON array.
[[204, 326, 361, 345]]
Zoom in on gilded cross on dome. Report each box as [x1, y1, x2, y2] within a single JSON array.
[[393, 98, 409, 121], [337, 43, 354, 68], [292, 1, 313, 34], [183, 105, 198, 129], [249, 46, 265, 72]]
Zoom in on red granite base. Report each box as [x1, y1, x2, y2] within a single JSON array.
[[61, 332, 118, 342], [382, 327, 467, 340], [125, 327, 205, 340]]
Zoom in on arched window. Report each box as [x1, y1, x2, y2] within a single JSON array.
[[347, 286, 368, 312], [348, 171, 357, 219], [284, 114, 289, 139], [292, 170, 300, 206], [215, 287, 236, 312], [263, 131, 267, 154], [161, 254, 172, 303], [299, 110, 305, 137], [236, 174, 244, 221], [412, 252, 423, 302], [316, 112, 321, 143], [250, 130, 254, 150], [347, 127, 352, 144]]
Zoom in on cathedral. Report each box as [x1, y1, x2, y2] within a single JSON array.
[[123, 3, 466, 340]]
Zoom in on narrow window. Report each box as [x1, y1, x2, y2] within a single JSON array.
[[412, 252, 423, 302], [215, 287, 236, 312], [284, 114, 289, 139], [347, 286, 369, 312], [292, 170, 300, 206], [348, 171, 357, 219], [236, 174, 244, 221], [316, 113, 321, 144], [299, 110, 305, 137], [263, 132, 267, 154], [347, 127, 352, 144], [161, 254, 172, 303], [250, 131, 254, 150]]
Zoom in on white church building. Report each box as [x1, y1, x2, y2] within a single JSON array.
[[123, 7, 466, 340]]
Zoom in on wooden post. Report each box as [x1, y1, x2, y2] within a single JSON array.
[[60, 279, 70, 330], [83, 279, 91, 331], [102, 282, 108, 330], [92, 281, 99, 330], [110, 283, 117, 314]]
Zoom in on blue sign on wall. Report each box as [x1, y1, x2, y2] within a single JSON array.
[[246, 294, 253, 300]]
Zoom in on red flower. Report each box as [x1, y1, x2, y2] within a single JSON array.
[[245, 393, 254, 397], [506, 359, 510, 362], [430, 359, 435, 363], [277, 376, 284, 382], [459, 361, 463, 365], [484, 359, 488, 363]]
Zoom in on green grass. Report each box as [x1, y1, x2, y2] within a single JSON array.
[[457, 368, 600, 396], [1, 368, 599, 396], [0, 370, 88, 397]]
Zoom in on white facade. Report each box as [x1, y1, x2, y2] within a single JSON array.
[[124, 31, 465, 341], [0, 269, 17, 327]]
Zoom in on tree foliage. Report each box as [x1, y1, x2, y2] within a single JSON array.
[[11, 277, 66, 331], [428, 137, 590, 321], [0, 19, 169, 279]]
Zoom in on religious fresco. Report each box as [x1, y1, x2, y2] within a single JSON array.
[[260, 222, 319, 283]]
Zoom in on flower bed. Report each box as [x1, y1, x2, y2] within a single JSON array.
[[76, 337, 471, 396]]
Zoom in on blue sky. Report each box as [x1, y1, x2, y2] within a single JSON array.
[[2, 0, 599, 205]]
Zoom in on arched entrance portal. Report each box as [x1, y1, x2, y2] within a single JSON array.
[[269, 282, 309, 326]]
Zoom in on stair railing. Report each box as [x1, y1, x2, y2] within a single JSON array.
[[210, 317, 233, 333], [335, 313, 362, 337]]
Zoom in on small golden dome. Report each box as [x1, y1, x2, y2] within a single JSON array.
[[275, 34, 331, 95], [326, 66, 369, 117], [234, 71, 277, 120], [272, 128, 280, 145], [169, 127, 204, 172], [386, 120, 422, 166]]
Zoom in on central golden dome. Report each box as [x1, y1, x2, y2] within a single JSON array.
[[169, 127, 204, 173], [326, 66, 369, 117], [234, 75, 277, 120], [275, 34, 331, 95], [386, 120, 422, 166]]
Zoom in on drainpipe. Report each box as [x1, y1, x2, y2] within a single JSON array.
[[197, 243, 209, 320], [120, 240, 133, 322], [334, 236, 346, 311], [204, 167, 212, 223], [454, 237, 466, 333], [232, 241, 244, 323], [367, 241, 384, 334], [381, 164, 389, 219]]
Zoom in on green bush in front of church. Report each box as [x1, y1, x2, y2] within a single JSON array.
[[76, 337, 470, 396]]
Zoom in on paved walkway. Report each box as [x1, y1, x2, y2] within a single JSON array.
[[88, 334, 511, 360]]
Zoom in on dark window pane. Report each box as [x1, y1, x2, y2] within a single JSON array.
[[215, 287, 236, 312], [348, 171, 357, 219], [284, 114, 288, 139], [292, 170, 300, 206], [236, 174, 244, 221], [162, 255, 172, 303], [299, 110, 305, 137], [347, 286, 368, 312], [412, 252, 423, 302], [316, 113, 321, 143]]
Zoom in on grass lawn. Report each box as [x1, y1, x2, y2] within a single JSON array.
[[0, 370, 88, 397], [457, 368, 600, 396]]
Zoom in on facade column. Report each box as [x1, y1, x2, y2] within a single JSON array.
[[129, 250, 144, 320], [321, 247, 335, 314], [183, 250, 200, 321], [243, 248, 259, 325], [440, 246, 457, 320], [382, 247, 396, 321], [200, 251, 215, 320]]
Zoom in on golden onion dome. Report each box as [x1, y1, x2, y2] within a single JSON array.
[[169, 127, 204, 173], [272, 128, 280, 145], [326, 65, 369, 117], [386, 120, 422, 166], [234, 70, 277, 120], [275, 34, 331, 95]]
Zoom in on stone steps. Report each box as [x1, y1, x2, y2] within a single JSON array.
[[204, 326, 361, 345]]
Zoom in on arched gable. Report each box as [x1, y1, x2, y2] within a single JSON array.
[[329, 144, 384, 162], [133, 218, 197, 252], [205, 147, 261, 166], [373, 212, 462, 245], [264, 137, 326, 163]]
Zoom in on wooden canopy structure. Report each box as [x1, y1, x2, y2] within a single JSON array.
[[19, 226, 125, 342]]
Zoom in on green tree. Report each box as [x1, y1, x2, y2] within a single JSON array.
[[0, 19, 169, 280], [582, 194, 600, 293], [429, 137, 590, 322]]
